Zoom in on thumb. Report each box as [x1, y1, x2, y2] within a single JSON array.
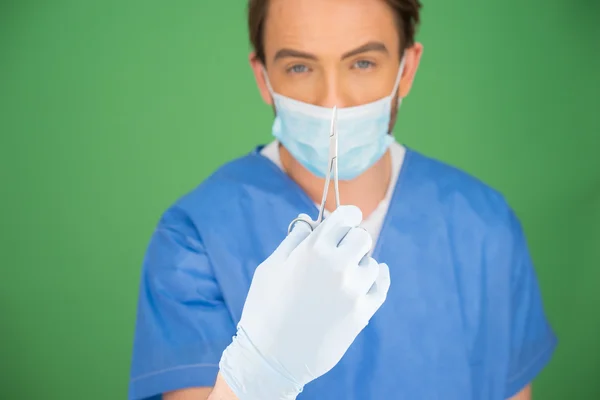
[[366, 262, 391, 310], [272, 214, 313, 259]]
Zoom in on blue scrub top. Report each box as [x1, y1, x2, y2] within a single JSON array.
[[129, 147, 557, 400]]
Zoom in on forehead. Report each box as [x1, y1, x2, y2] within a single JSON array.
[[264, 0, 399, 57]]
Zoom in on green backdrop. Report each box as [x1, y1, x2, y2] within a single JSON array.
[[1, 1, 598, 399]]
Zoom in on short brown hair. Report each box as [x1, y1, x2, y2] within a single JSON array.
[[248, 0, 423, 64]]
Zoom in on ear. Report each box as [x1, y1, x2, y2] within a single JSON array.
[[398, 43, 424, 98], [249, 52, 274, 106]]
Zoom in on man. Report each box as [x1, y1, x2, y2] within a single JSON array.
[[129, 0, 557, 399]]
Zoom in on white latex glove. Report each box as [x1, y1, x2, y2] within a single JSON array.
[[219, 205, 391, 400]]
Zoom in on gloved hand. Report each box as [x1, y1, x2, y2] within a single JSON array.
[[219, 205, 391, 400]]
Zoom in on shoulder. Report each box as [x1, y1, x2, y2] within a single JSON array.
[[401, 148, 524, 273], [404, 148, 515, 229], [155, 147, 286, 234], [182, 150, 274, 204]]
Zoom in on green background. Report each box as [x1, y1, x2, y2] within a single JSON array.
[[1, 1, 598, 399]]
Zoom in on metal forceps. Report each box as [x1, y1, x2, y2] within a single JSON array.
[[287, 106, 340, 234]]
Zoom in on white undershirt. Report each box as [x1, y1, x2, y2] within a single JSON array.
[[260, 140, 406, 246]]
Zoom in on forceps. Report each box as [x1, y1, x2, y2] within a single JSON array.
[[287, 106, 340, 234]]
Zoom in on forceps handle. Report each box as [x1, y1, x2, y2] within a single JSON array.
[[316, 161, 340, 224], [287, 216, 316, 234], [316, 163, 331, 224]]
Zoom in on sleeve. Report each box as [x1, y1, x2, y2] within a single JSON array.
[[504, 210, 558, 398], [128, 206, 237, 400]]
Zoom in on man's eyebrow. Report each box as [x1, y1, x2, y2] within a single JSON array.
[[272, 41, 388, 63], [341, 41, 389, 59], [273, 48, 318, 62]]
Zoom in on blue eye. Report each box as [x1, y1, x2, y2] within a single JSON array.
[[287, 64, 309, 74], [353, 60, 375, 70]]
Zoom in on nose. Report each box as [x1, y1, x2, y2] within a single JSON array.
[[316, 73, 349, 108]]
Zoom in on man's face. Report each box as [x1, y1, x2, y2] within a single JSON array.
[[251, 0, 422, 112]]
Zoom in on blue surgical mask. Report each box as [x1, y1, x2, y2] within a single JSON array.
[[263, 56, 406, 181]]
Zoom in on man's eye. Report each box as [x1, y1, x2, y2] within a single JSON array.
[[353, 60, 375, 70], [287, 64, 309, 74]]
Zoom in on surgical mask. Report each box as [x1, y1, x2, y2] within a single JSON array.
[[263, 56, 406, 180]]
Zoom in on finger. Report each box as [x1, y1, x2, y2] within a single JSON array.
[[347, 256, 379, 296], [273, 214, 313, 259], [337, 227, 373, 264], [365, 262, 391, 308], [313, 205, 363, 247]]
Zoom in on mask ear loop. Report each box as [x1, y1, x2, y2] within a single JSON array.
[[261, 66, 276, 97], [391, 53, 408, 100], [388, 53, 408, 116]]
